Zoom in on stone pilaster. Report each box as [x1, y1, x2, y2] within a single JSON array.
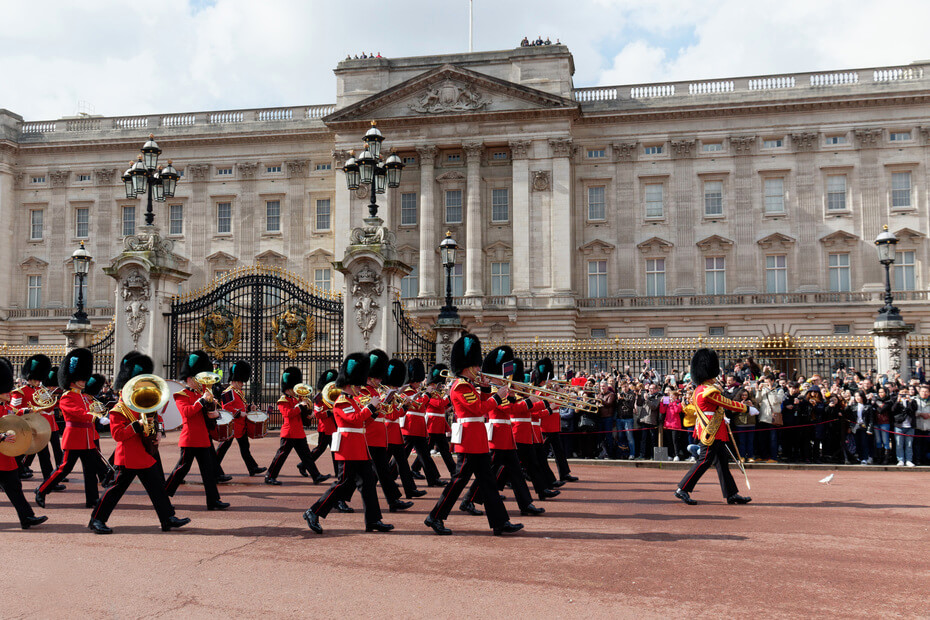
[[855, 128, 886, 289], [93, 168, 117, 306], [509, 139, 531, 295], [464, 142, 484, 297], [416, 146, 438, 297], [611, 142, 637, 296], [730, 136, 755, 293], [792, 133, 820, 291], [548, 137, 574, 298], [0, 158, 15, 311], [670, 139, 696, 294], [872, 320, 914, 381], [186, 163, 211, 285], [283, 160, 308, 272]]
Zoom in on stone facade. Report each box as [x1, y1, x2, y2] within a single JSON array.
[[2, 46, 930, 346]]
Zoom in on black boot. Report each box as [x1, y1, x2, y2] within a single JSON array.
[[674, 489, 697, 505], [335, 500, 354, 513], [365, 520, 394, 532], [492, 521, 524, 536], [520, 504, 545, 516], [21, 515, 48, 529], [727, 494, 752, 505], [424, 516, 452, 535], [459, 500, 483, 516], [303, 509, 322, 534], [88, 519, 113, 535], [161, 516, 191, 531]]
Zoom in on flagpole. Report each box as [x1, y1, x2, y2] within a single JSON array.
[[469, 0, 473, 52]]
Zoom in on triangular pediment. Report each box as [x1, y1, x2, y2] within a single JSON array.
[[637, 237, 673, 255], [695, 234, 734, 252], [819, 230, 859, 247], [206, 251, 238, 264], [304, 248, 335, 260], [325, 64, 578, 125], [255, 250, 287, 265], [756, 232, 796, 250], [579, 239, 616, 255], [19, 256, 49, 271], [894, 227, 925, 243]]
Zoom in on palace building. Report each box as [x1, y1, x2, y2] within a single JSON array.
[[2, 45, 930, 346]]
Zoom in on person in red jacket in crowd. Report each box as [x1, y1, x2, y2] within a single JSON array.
[[308, 369, 353, 514], [510, 358, 560, 502], [265, 367, 332, 485], [382, 358, 426, 500], [0, 357, 48, 529], [424, 333, 523, 536], [89, 352, 190, 534], [164, 350, 229, 510], [411, 363, 456, 481], [398, 358, 444, 486], [215, 360, 266, 477], [535, 357, 578, 484], [303, 352, 393, 534], [35, 348, 101, 509], [12, 354, 61, 483]]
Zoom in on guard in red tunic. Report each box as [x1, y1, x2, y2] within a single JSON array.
[[164, 350, 228, 510], [363, 350, 411, 512], [264, 367, 331, 485], [215, 360, 265, 477], [89, 353, 190, 534], [535, 357, 577, 483], [308, 369, 338, 471], [398, 358, 444, 486], [382, 358, 426, 499], [412, 363, 456, 481], [303, 352, 393, 534], [0, 358, 47, 529], [675, 348, 752, 506], [12, 354, 61, 483], [510, 358, 560, 502], [35, 348, 101, 509], [425, 333, 523, 536]]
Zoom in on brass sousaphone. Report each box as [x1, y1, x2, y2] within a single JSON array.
[[0, 414, 34, 458]]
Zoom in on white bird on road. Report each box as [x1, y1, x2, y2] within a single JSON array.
[[819, 473, 835, 484]]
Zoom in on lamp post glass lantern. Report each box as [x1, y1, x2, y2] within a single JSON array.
[[126, 134, 179, 226], [341, 121, 404, 218], [71, 241, 91, 324], [874, 225, 902, 322], [438, 232, 459, 320]]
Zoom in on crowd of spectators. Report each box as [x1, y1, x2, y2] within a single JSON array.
[[553, 360, 930, 467]]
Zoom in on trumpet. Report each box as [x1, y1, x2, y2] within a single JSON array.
[[321, 381, 342, 408], [195, 371, 221, 403]]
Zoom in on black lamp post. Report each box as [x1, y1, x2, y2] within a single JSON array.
[[121, 134, 180, 226], [71, 241, 91, 325], [341, 121, 404, 218], [438, 231, 459, 320], [874, 225, 902, 323]]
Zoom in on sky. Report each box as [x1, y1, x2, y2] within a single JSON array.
[[2, 0, 930, 120]]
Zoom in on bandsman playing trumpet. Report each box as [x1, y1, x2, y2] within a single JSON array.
[[12, 354, 60, 483], [310, 370, 353, 514], [399, 358, 444, 487], [264, 367, 331, 485], [509, 358, 560, 502], [412, 363, 456, 481], [215, 360, 266, 477], [382, 358, 427, 500], [535, 358, 578, 484], [89, 352, 190, 534]]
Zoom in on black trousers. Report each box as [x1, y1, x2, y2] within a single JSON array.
[[638, 424, 657, 459], [216, 434, 260, 473], [0, 469, 37, 524], [543, 432, 572, 479], [429, 452, 509, 529], [403, 435, 442, 483], [413, 432, 456, 476], [308, 432, 332, 470], [164, 447, 221, 505], [310, 459, 382, 525], [535, 441, 557, 486], [678, 441, 739, 498], [516, 442, 552, 498], [38, 449, 100, 505], [267, 437, 321, 479], [23, 428, 63, 469], [93, 464, 174, 525], [464, 448, 534, 510], [368, 446, 401, 505], [387, 442, 419, 497]]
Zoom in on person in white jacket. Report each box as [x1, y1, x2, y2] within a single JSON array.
[[756, 375, 785, 463]]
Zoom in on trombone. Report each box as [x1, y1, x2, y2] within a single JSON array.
[[439, 369, 599, 413]]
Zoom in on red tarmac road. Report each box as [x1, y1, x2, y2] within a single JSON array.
[[5, 432, 929, 618]]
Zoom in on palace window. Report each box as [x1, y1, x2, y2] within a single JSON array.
[[75, 207, 89, 238], [703, 181, 723, 216], [825, 135, 847, 146], [648, 327, 665, 337], [491, 188, 509, 222], [763, 138, 783, 149], [490, 261, 511, 295], [217, 202, 231, 233], [591, 328, 607, 339], [314, 268, 331, 291], [643, 145, 663, 155], [401, 266, 418, 299], [833, 324, 850, 335], [402, 156, 417, 165], [891, 172, 911, 208], [764, 178, 785, 214], [266, 165, 282, 173], [77, 174, 91, 182], [894, 250, 916, 291], [29, 210, 43, 240], [586, 148, 606, 159], [645, 183, 664, 219], [587, 186, 606, 221], [491, 151, 509, 161], [31, 176, 45, 184], [316, 199, 331, 230], [265, 200, 281, 232], [708, 326, 726, 336], [444, 263, 464, 297], [828, 253, 851, 292], [826, 175, 847, 211], [169, 204, 183, 235], [446, 153, 462, 162], [400, 193, 417, 225], [445, 190, 463, 224], [702, 142, 723, 152], [217, 167, 233, 176], [314, 163, 332, 171], [646, 258, 666, 296], [705, 257, 726, 295], [890, 131, 912, 142], [122, 206, 136, 236], [587, 260, 607, 298], [27, 275, 42, 308], [26, 335, 39, 346], [766, 255, 787, 293]]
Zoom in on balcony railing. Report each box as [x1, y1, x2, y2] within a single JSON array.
[[6, 307, 114, 319]]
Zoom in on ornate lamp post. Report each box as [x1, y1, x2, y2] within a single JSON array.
[[71, 241, 91, 325], [121, 134, 180, 226], [341, 121, 404, 218], [874, 225, 902, 323], [438, 231, 459, 321]]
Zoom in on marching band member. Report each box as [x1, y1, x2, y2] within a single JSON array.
[[310, 369, 353, 514], [675, 348, 752, 506], [363, 350, 412, 512], [164, 351, 229, 511], [531, 359, 565, 490], [89, 353, 190, 534], [511, 358, 560, 502], [0, 358, 47, 529], [12, 354, 61, 483], [424, 333, 523, 536], [303, 352, 393, 534], [215, 360, 266, 477], [382, 358, 426, 499], [399, 358, 444, 486], [535, 358, 578, 483], [85, 373, 115, 487], [412, 363, 456, 481], [35, 348, 101, 509], [265, 367, 332, 485]]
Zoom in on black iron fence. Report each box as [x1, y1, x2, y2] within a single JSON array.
[[392, 298, 436, 363]]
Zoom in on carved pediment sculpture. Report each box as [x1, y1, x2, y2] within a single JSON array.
[[408, 80, 491, 114], [637, 236, 674, 256], [756, 232, 796, 251], [696, 235, 735, 254], [819, 230, 859, 248]]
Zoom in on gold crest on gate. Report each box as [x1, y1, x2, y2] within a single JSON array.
[[272, 306, 315, 358], [199, 305, 242, 359]]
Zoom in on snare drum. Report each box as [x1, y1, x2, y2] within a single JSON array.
[[210, 411, 235, 443], [245, 412, 269, 439]]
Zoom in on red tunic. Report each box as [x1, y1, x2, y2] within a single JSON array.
[[425, 393, 450, 434], [362, 384, 387, 448], [110, 398, 157, 469], [400, 387, 429, 438], [175, 388, 213, 448], [0, 403, 18, 471], [489, 397, 529, 451], [540, 392, 561, 433], [450, 379, 496, 454], [312, 394, 337, 435], [60, 389, 99, 450], [332, 393, 376, 461], [11, 384, 59, 432], [383, 400, 405, 445], [511, 397, 540, 445], [278, 395, 308, 439], [221, 387, 248, 439], [693, 383, 747, 443]]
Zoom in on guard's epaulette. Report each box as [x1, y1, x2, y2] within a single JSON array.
[[701, 385, 721, 398], [335, 394, 351, 406], [277, 395, 290, 404], [222, 386, 233, 394], [11, 387, 25, 395], [177, 388, 191, 397]]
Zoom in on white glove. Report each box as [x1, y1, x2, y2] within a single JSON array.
[[749, 407, 759, 417]]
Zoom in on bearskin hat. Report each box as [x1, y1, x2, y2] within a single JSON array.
[[21, 354, 52, 382], [316, 368, 338, 391], [179, 350, 213, 381], [84, 374, 107, 398], [533, 357, 554, 386], [406, 358, 426, 384], [690, 348, 720, 385], [43, 366, 59, 389], [383, 358, 407, 388], [0, 357, 14, 393], [336, 353, 369, 388], [427, 363, 447, 385], [367, 349, 389, 381], [450, 332, 483, 376], [59, 348, 93, 390], [114, 351, 154, 392], [512, 358, 526, 383], [280, 366, 303, 393], [482, 346, 514, 376], [229, 360, 252, 383]]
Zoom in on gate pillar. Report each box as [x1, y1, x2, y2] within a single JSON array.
[[335, 216, 410, 355], [104, 226, 191, 374]]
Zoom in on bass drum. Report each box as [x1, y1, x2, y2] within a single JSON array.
[[158, 380, 187, 431]]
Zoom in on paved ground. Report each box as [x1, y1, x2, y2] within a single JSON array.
[[5, 432, 929, 619]]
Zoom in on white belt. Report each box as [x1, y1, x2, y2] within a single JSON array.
[[426, 413, 445, 418], [405, 411, 426, 417], [457, 417, 484, 423], [490, 419, 512, 424], [383, 418, 399, 424], [532, 421, 541, 426], [511, 418, 532, 423], [336, 427, 366, 434]]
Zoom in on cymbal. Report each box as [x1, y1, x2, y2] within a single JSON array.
[[21, 412, 51, 455], [0, 414, 34, 458]]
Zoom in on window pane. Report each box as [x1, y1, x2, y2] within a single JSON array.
[[217, 202, 231, 233], [765, 255, 787, 293], [122, 206, 135, 236], [27, 275, 42, 308], [492, 189, 509, 222], [30, 210, 43, 240], [587, 260, 607, 298], [646, 258, 665, 296], [316, 199, 331, 230], [400, 193, 417, 225], [645, 184, 664, 218], [168, 204, 183, 235], [764, 178, 785, 213], [401, 266, 418, 298], [588, 186, 605, 220], [704, 181, 723, 216], [826, 175, 847, 211], [266, 200, 280, 232], [445, 190, 462, 224], [75, 208, 89, 238], [894, 251, 916, 291], [314, 268, 331, 291], [705, 256, 725, 295], [491, 261, 511, 295], [892, 172, 911, 208]]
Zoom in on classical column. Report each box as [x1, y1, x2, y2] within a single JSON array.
[[0, 162, 16, 311], [93, 168, 117, 305], [855, 128, 886, 288], [283, 159, 308, 269], [611, 142, 637, 296], [417, 146, 438, 297], [510, 139, 531, 295], [185, 163, 211, 287], [791, 133, 819, 291], [464, 142, 484, 297], [670, 139, 696, 294], [730, 137, 755, 292], [548, 138, 574, 296]]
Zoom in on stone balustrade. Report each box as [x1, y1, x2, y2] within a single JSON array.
[[5, 307, 114, 319]]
